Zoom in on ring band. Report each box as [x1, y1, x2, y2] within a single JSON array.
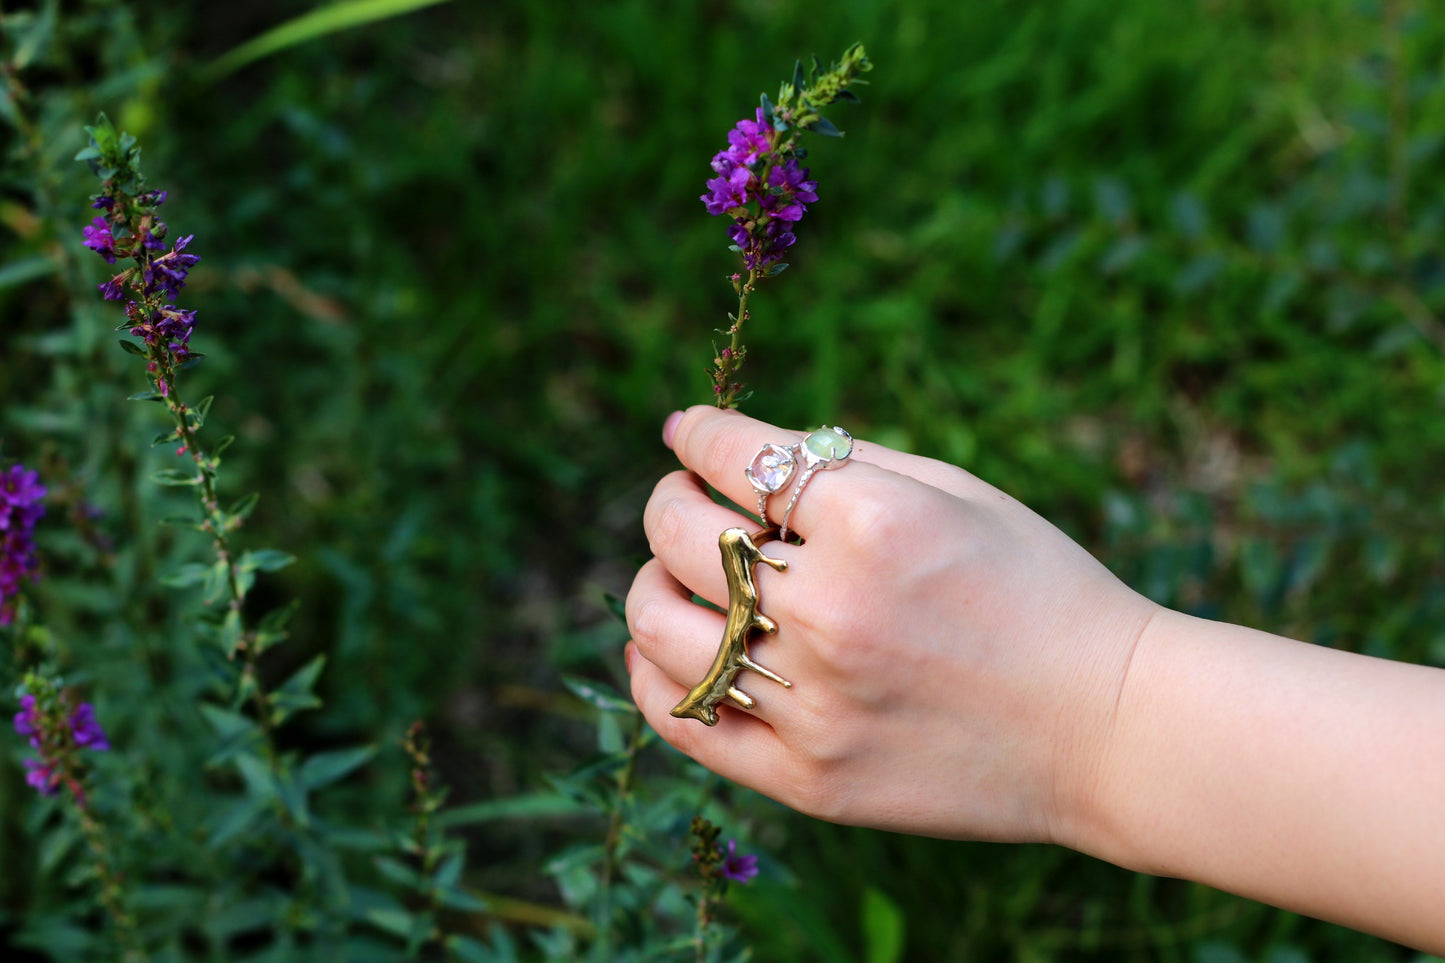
[[779, 426, 852, 542]]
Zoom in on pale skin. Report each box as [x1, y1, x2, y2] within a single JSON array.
[[625, 405, 1445, 955]]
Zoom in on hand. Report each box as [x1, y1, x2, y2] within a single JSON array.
[[625, 405, 1160, 845]]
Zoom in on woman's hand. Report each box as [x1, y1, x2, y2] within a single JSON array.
[[624, 405, 1159, 846]]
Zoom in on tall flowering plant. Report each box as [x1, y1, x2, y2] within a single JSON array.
[[702, 43, 871, 407]]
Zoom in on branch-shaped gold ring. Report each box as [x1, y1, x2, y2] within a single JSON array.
[[670, 527, 791, 726]]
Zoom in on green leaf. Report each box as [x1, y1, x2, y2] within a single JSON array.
[[436, 885, 486, 913], [151, 468, 201, 486], [228, 491, 261, 522], [9, 1, 56, 70], [269, 654, 327, 724], [297, 744, 377, 791], [116, 338, 146, 357], [199, 703, 263, 768], [128, 390, 165, 402], [207, 795, 269, 847], [765, 262, 790, 277], [160, 562, 212, 588], [363, 905, 416, 939], [255, 599, 301, 652], [240, 549, 297, 573], [0, 255, 61, 290], [216, 607, 243, 652], [373, 856, 426, 891], [205, 0, 456, 79], [792, 59, 806, 95], [808, 115, 843, 137], [861, 887, 906, 963], [562, 676, 636, 714], [151, 430, 179, 447], [437, 791, 589, 828]]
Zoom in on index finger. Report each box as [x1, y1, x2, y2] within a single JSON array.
[[665, 405, 1005, 509]]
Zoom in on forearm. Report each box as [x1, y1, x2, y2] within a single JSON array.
[[1074, 609, 1445, 953]]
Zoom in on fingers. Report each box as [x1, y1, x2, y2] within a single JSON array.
[[624, 557, 729, 689], [626, 638, 796, 787], [643, 470, 776, 605]]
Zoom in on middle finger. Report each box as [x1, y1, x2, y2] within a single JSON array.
[[643, 468, 792, 607]]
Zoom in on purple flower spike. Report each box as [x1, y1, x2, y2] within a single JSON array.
[[719, 839, 759, 884], [0, 464, 45, 626]]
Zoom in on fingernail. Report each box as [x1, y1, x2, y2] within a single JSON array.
[[661, 410, 684, 449], [624, 642, 637, 676]]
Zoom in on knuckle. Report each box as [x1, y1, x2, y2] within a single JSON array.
[[626, 594, 667, 653], [645, 494, 688, 555]]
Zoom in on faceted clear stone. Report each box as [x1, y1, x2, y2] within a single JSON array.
[[803, 426, 853, 463], [747, 444, 796, 492]]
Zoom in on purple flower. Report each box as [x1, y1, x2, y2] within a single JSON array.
[[725, 108, 773, 167], [143, 235, 200, 298], [13, 694, 41, 748], [81, 216, 117, 264], [703, 162, 754, 217], [761, 159, 818, 222], [14, 690, 110, 800], [24, 758, 60, 796], [0, 464, 45, 626], [98, 272, 127, 301], [719, 839, 758, 884], [69, 703, 111, 751]]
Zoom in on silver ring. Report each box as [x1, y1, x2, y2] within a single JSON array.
[[744, 442, 797, 525], [778, 426, 852, 541]]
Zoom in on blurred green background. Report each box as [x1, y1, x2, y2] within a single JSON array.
[[5, 0, 1445, 958]]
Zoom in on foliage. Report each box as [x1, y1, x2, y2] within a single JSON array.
[[3, 0, 1445, 960]]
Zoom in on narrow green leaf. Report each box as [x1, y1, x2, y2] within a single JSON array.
[[151, 430, 179, 447], [228, 491, 261, 522], [159, 562, 212, 588], [207, 796, 269, 847], [151, 468, 201, 486], [240, 548, 296, 573], [363, 906, 416, 939], [373, 856, 426, 891], [808, 116, 843, 137], [269, 654, 327, 724], [117, 338, 146, 356], [435, 885, 486, 913], [205, 0, 455, 79], [297, 744, 377, 791], [437, 792, 589, 829], [602, 592, 626, 623], [128, 390, 165, 402], [562, 676, 636, 714]]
